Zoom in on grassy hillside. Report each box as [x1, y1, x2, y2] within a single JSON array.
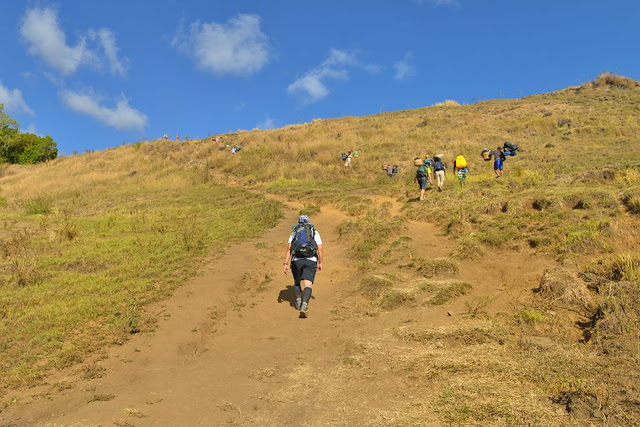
[[0, 145, 283, 391], [218, 74, 640, 255], [1, 73, 639, 423]]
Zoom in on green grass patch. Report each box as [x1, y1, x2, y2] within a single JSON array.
[[518, 310, 545, 325], [23, 196, 53, 215], [0, 184, 283, 394], [560, 218, 612, 253], [337, 205, 404, 261]]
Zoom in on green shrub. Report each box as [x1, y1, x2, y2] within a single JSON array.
[[519, 310, 545, 325]]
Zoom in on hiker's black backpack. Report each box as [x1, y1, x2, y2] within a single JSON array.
[[291, 223, 318, 258], [503, 141, 518, 152], [416, 165, 427, 178]]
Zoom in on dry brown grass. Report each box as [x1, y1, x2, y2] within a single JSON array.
[[2, 76, 640, 425], [537, 267, 594, 310], [593, 72, 640, 89]]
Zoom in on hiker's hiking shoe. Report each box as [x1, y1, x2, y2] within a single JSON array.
[[295, 300, 302, 311], [299, 303, 308, 318], [419, 196, 424, 201]]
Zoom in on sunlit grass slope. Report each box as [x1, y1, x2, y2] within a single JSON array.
[[0, 143, 283, 392], [1, 73, 639, 422], [205, 73, 640, 256]]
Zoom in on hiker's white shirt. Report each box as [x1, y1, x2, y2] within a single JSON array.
[[288, 231, 323, 262]]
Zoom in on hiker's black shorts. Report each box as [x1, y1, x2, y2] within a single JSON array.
[[291, 259, 317, 285], [417, 177, 427, 189]]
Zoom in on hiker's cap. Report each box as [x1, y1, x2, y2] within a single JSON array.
[[299, 215, 310, 224]]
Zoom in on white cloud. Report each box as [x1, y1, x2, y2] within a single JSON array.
[[393, 53, 415, 81], [172, 14, 270, 77], [323, 48, 358, 67], [88, 29, 128, 76], [257, 116, 276, 130], [60, 89, 148, 131], [0, 81, 35, 116], [20, 7, 128, 76], [288, 49, 357, 103]]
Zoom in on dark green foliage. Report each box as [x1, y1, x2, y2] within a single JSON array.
[[0, 105, 58, 164], [1, 132, 58, 164]]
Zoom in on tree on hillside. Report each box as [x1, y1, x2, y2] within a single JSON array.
[[0, 104, 19, 130], [0, 104, 58, 164]]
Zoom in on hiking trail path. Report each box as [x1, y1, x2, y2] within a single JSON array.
[[1, 197, 553, 426]]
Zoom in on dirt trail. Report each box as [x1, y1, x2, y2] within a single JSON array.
[[1, 197, 553, 426]]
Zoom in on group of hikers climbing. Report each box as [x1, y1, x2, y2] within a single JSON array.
[[413, 155, 449, 199], [412, 141, 518, 199], [283, 141, 519, 319]]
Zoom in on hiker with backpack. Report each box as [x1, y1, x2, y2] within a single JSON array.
[[386, 163, 394, 178], [422, 158, 434, 185], [433, 156, 446, 192], [489, 146, 506, 178], [283, 215, 323, 318], [344, 151, 353, 167], [414, 159, 429, 200], [453, 154, 468, 187]]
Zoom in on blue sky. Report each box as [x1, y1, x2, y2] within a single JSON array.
[[1, 0, 638, 154]]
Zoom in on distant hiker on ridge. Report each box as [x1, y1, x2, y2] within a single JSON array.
[[283, 215, 323, 318], [176, 134, 180, 143]]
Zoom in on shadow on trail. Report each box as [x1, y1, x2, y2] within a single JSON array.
[[277, 285, 315, 308]]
